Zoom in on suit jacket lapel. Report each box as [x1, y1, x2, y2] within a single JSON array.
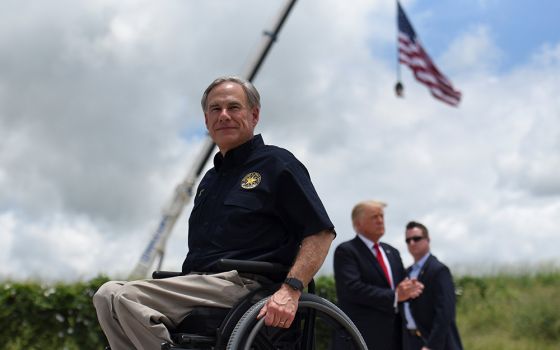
[[381, 243, 397, 283], [417, 254, 434, 283], [354, 237, 391, 287]]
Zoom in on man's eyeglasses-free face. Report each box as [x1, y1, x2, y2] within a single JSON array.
[[405, 236, 425, 244]]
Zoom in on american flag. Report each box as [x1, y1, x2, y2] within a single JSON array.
[[397, 2, 461, 106]]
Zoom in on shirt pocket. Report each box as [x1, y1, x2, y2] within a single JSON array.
[[223, 190, 263, 211]]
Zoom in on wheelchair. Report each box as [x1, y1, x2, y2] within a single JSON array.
[[153, 259, 367, 350]]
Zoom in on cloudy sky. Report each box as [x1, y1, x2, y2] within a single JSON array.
[[1, 0, 559, 281]]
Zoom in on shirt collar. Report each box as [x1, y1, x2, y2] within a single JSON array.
[[357, 233, 379, 251], [213, 134, 264, 171], [412, 252, 431, 270]]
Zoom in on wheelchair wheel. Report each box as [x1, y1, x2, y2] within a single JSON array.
[[226, 294, 367, 350]]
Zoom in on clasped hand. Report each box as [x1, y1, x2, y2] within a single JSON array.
[[397, 278, 424, 301]]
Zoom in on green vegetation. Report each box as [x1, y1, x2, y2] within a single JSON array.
[[0, 271, 559, 349], [0, 276, 109, 350], [455, 271, 560, 350]]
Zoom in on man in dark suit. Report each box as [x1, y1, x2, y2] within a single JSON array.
[[402, 221, 463, 350], [334, 201, 424, 350]]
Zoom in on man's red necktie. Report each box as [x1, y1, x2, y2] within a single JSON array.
[[374, 243, 391, 285]]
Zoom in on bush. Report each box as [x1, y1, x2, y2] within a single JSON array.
[[1, 270, 559, 350], [0, 276, 109, 350]]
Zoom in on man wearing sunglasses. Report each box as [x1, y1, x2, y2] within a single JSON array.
[[402, 221, 463, 350]]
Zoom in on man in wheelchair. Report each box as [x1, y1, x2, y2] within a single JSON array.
[[93, 76, 336, 350]]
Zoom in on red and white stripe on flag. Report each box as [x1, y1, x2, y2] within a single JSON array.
[[397, 2, 462, 106]]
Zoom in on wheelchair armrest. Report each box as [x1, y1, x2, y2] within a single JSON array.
[[218, 259, 316, 293], [216, 259, 289, 275], [152, 271, 184, 279], [152, 260, 290, 282]]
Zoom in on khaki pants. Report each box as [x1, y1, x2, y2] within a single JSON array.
[[93, 270, 261, 350]]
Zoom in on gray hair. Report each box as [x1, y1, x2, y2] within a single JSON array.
[[200, 76, 261, 111]]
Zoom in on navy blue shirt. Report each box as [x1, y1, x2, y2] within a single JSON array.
[[182, 134, 334, 277]]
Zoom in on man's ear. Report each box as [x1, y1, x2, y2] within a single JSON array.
[[251, 107, 260, 126]]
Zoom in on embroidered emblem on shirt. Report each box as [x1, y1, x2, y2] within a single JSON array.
[[241, 172, 261, 189]]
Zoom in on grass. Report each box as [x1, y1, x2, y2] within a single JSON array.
[[455, 271, 560, 350]]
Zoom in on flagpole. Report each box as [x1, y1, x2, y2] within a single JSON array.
[[395, 0, 404, 97]]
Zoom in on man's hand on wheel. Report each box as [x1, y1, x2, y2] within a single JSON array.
[[256, 285, 301, 328]]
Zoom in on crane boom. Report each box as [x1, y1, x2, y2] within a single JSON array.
[[129, 0, 298, 280], [129, 137, 215, 279]]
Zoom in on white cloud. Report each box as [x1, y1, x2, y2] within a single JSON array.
[[492, 43, 560, 197], [0, 211, 137, 280], [442, 24, 504, 73]]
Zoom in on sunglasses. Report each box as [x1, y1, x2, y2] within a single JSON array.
[[405, 236, 425, 244]]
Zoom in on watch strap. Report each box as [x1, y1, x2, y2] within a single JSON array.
[[284, 277, 304, 292]]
